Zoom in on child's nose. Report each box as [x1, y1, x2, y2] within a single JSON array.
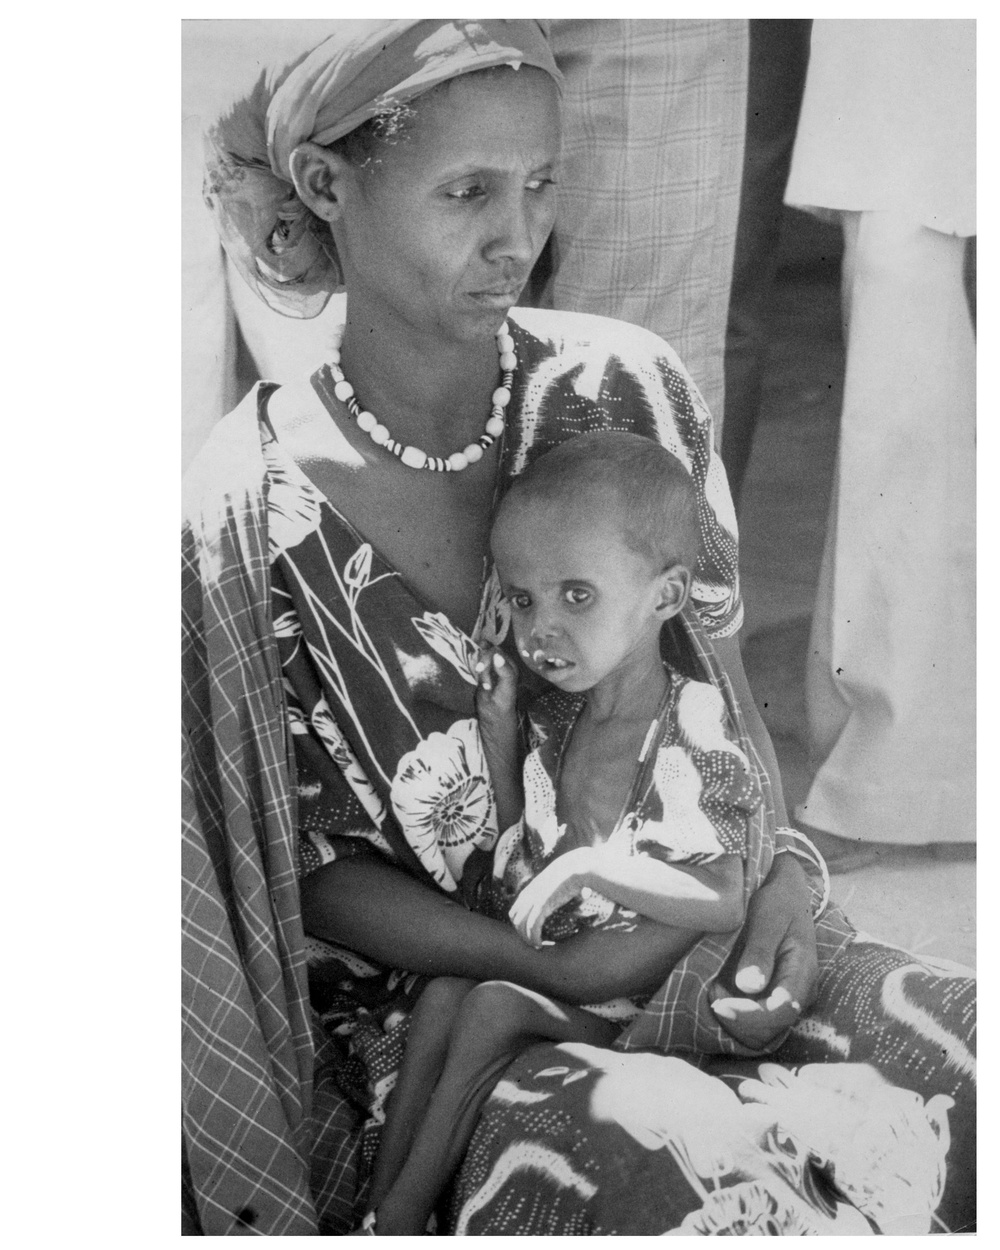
[[528, 606, 560, 642]]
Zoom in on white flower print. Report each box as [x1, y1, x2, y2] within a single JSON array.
[[263, 437, 325, 560], [675, 679, 748, 764], [344, 543, 373, 599], [390, 718, 498, 891], [736, 1062, 954, 1235], [286, 704, 310, 735], [473, 568, 511, 648], [665, 1181, 821, 1236], [411, 612, 479, 685], [273, 610, 303, 638], [650, 745, 728, 860], [311, 697, 386, 829]]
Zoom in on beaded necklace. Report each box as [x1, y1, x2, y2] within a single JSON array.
[[326, 322, 517, 472]]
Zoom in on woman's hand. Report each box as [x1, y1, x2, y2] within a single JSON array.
[[508, 848, 595, 948], [708, 853, 819, 1051]]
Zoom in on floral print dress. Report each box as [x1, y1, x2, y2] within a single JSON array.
[[183, 307, 975, 1235]]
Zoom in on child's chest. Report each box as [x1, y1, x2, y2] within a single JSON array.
[[555, 715, 651, 850]]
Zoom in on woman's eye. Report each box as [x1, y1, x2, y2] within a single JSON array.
[[509, 594, 531, 611], [447, 184, 486, 202], [565, 588, 590, 606], [526, 177, 556, 193]]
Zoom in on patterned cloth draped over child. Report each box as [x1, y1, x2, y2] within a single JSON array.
[[477, 673, 766, 1027]]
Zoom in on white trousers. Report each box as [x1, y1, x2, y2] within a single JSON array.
[[797, 210, 975, 845]]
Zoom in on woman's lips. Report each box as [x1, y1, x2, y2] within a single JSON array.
[[469, 283, 523, 307]]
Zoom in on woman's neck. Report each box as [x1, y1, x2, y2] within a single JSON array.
[[337, 297, 502, 453]]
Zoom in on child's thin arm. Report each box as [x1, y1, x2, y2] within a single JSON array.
[[475, 648, 523, 832], [509, 849, 744, 948]]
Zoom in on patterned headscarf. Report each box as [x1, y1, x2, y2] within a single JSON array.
[[202, 19, 562, 318]]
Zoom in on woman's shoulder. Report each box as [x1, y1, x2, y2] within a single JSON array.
[[509, 307, 687, 373], [182, 384, 272, 528]]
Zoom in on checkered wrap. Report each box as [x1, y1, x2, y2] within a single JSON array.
[[183, 413, 364, 1234], [543, 19, 749, 432]]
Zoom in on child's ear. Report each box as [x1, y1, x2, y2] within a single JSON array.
[[654, 564, 691, 620], [289, 141, 354, 224]]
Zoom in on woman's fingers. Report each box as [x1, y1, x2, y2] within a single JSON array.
[[767, 909, 819, 1012], [728, 879, 788, 995]]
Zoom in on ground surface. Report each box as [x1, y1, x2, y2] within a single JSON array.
[[737, 212, 975, 970]]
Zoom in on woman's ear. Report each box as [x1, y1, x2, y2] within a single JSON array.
[[289, 141, 353, 223], [654, 564, 692, 621]]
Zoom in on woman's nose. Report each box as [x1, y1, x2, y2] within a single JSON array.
[[484, 192, 549, 269]]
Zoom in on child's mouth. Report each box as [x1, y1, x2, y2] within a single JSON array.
[[532, 649, 574, 676]]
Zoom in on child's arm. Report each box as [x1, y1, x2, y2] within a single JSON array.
[[508, 847, 744, 949], [474, 647, 523, 833]]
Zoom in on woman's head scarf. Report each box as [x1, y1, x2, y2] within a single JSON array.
[[202, 20, 562, 318]]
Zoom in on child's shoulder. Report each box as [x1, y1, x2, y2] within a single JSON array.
[[662, 669, 731, 738]]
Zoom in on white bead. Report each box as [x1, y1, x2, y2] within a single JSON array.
[[496, 333, 515, 354], [356, 410, 377, 433], [333, 380, 355, 402], [330, 366, 344, 383], [498, 321, 509, 337], [499, 351, 517, 371], [370, 424, 390, 446], [464, 443, 484, 464], [447, 452, 470, 471], [328, 348, 341, 365], [485, 416, 505, 437], [491, 386, 511, 408], [400, 445, 428, 469]]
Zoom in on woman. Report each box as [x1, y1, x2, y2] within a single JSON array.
[[183, 20, 974, 1236]]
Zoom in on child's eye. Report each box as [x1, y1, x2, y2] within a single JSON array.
[[525, 176, 556, 193], [564, 588, 591, 606], [508, 593, 531, 611]]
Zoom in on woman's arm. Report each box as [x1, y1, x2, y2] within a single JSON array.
[[507, 848, 744, 948], [709, 852, 820, 1049], [300, 855, 696, 1005]]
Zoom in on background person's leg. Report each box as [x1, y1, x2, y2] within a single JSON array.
[[798, 210, 975, 852], [722, 19, 812, 509]]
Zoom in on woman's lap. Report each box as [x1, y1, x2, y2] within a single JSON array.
[[445, 937, 974, 1234], [305, 936, 974, 1234]]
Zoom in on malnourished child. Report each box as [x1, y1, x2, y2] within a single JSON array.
[[360, 431, 767, 1234]]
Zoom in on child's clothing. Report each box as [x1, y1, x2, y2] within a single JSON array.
[[484, 666, 763, 1021]]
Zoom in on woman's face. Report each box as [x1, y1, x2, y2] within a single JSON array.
[[331, 67, 561, 345]]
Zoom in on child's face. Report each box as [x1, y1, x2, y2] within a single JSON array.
[[492, 497, 681, 695]]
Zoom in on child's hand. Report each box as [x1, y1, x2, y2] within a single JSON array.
[[474, 644, 518, 721], [508, 847, 594, 948]]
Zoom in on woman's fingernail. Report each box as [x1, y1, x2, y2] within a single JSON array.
[[735, 966, 766, 993], [711, 1002, 736, 1020], [791, 1001, 801, 1013]]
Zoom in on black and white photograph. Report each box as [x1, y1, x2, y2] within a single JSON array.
[[181, 17, 976, 1236]]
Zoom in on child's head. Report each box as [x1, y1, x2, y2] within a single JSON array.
[[491, 431, 699, 693]]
